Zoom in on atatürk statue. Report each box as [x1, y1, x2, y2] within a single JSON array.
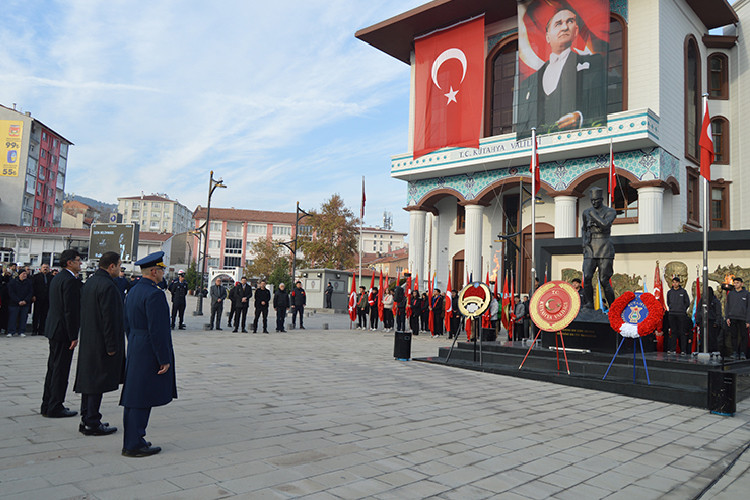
[[582, 187, 617, 308]]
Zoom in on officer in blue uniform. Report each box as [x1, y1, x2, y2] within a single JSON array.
[[120, 251, 177, 457]]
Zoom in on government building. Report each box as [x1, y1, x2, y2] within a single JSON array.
[[356, 0, 746, 293]]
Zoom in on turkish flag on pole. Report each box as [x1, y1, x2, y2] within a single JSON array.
[[530, 131, 540, 196], [699, 98, 714, 181], [445, 270, 452, 333], [361, 176, 366, 218], [609, 140, 617, 206], [348, 277, 357, 322], [413, 16, 485, 159]]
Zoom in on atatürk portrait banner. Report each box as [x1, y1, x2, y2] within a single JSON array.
[[516, 0, 609, 138]]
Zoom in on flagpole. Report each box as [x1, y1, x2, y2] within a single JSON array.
[[359, 176, 364, 289], [531, 128, 537, 296], [701, 94, 710, 355], [609, 138, 614, 208]]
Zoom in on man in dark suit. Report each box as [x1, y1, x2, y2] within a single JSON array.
[[209, 277, 225, 330], [516, 7, 606, 137], [41, 249, 82, 418], [31, 263, 52, 336], [168, 270, 188, 330], [232, 277, 252, 333], [252, 280, 270, 333], [73, 251, 123, 436], [120, 251, 176, 457], [273, 283, 289, 332]]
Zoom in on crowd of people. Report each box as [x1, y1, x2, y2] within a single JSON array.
[[1, 251, 176, 458]]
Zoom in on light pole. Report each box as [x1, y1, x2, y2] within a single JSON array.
[[278, 201, 311, 285], [195, 171, 227, 316]]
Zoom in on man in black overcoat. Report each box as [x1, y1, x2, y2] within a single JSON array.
[[73, 251, 123, 436], [209, 277, 225, 330], [168, 270, 188, 330], [273, 283, 290, 332], [41, 249, 82, 418], [31, 263, 52, 335], [253, 280, 270, 333], [232, 277, 252, 332]]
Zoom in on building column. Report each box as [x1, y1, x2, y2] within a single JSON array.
[[408, 209, 427, 280], [553, 195, 578, 238], [637, 186, 664, 234], [427, 213, 439, 288], [464, 204, 484, 281]]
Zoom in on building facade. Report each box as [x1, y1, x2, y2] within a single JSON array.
[[117, 194, 192, 234], [0, 104, 72, 228], [191, 207, 300, 270], [360, 226, 407, 254], [357, 0, 743, 292]]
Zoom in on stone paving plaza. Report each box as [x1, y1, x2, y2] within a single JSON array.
[[2, 298, 750, 499]]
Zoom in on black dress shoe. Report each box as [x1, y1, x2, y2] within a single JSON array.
[[216, 327, 222, 331], [233, 329, 238, 333], [79, 422, 110, 433], [122, 445, 162, 457], [178, 325, 186, 330], [46, 408, 78, 418], [300, 326, 305, 329], [81, 423, 118, 436], [242, 329, 248, 333]]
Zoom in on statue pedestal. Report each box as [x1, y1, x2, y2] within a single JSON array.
[[542, 308, 656, 354]]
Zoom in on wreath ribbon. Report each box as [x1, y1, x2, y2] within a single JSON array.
[[608, 292, 663, 338]]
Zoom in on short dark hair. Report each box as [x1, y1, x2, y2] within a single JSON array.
[[60, 249, 80, 268], [571, 277, 581, 284], [99, 251, 121, 269]]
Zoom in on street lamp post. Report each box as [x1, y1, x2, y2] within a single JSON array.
[[278, 201, 311, 285], [195, 170, 227, 316]]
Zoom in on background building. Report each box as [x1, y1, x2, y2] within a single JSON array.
[[360, 226, 407, 254], [0, 104, 72, 228], [192, 207, 300, 269], [117, 193, 192, 234], [357, 0, 743, 292]]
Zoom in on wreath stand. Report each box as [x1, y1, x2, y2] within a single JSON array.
[[602, 336, 651, 384], [603, 291, 663, 385], [518, 329, 570, 375]]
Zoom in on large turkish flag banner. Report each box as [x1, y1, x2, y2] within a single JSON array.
[[413, 16, 485, 159]]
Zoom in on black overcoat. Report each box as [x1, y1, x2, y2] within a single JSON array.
[[74, 269, 125, 394], [44, 270, 81, 343]]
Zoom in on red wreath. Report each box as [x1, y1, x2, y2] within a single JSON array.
[[608, 292, 663, 338]]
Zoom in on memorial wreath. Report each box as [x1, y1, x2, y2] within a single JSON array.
[[608, 291, 663, 338]]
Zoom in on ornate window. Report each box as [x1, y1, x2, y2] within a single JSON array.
[[608, 14, 627, 113], [456, 204, 466, 233], [685, 36, 701, 162], [612, 178, 638, 222], [686, 168, 700, 227], [485, 37, 518, 137], [707, 53, 728, 99], [710, 182, 729, 230], [711, 116, 729, 164]]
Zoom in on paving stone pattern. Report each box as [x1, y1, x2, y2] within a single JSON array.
[[1, 297, 749, 499]]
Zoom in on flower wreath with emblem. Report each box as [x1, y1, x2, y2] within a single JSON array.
[[608, 291, 663, 338]]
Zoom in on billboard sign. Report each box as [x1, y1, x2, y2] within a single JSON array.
[[516, 0, 609, 138], [1, 120, 23, 177], [90, 223, 139, 262]]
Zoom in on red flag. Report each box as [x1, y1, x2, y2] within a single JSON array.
[[465, 272, 472, 339], [693, 275, 701, 353], [348, 277, 357, 322], [508, 273, 515, 325], [445, 270, 452, 333], [428, 274, 435, 335], [501, 277, 510, 332], [530, 132, 540, 196], [609, 140, 617, 206], [414, 272, 419, 292], [653, 262, 665, 351], [395, 270, 401, 288], [378, 271, 384, 321], [405, 274, 412, 318], [361, 176, 366, 218], [482, 272, 491, 329], [699, 99, 714, 181], [413, 16, 485, 159]]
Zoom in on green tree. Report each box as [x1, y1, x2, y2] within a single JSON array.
[[299, 194, 358, 270], [185, 261, 199, 290], [244, 239, 290, 286]]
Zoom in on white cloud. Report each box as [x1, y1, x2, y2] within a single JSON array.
[[0, 0, 423, 231]]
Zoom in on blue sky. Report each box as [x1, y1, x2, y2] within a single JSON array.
[[0, 0, 425, 232]]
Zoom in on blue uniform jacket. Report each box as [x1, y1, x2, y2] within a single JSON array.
[[120, 277, 177, 408]]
